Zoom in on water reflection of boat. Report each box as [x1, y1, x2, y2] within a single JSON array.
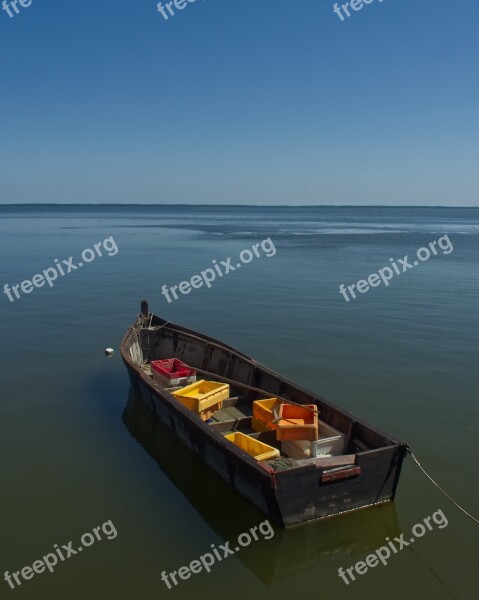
[[123, 389, 402, 586]]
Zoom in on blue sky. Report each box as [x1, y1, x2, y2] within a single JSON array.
[[0, 0, 478, 205]]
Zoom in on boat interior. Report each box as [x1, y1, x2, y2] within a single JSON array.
[[126, 314, 401, 467]]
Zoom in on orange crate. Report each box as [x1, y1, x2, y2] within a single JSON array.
[[252, 398, 280, 430], [276, 404, 319, 441]]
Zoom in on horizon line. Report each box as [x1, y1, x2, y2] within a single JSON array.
[[1, 203, 479, 209]]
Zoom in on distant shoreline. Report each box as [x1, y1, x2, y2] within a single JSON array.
[[1, 204, 478, 209]]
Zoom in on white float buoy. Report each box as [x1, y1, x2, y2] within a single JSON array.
[[105, 348, 115, 357]]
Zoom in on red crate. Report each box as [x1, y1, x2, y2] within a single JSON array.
[[151, 359, 196, 387]]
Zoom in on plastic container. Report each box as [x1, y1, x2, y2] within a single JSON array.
[[281, 441, 332, 460], [281, 441, 312, 460], [276, 404, 319, 441], [173, 380, 230, 414], [252, 398, 280, 430], [151, 359, 196, 387], [199, 401, 223, 422], [281, 421, 345, 457], [314, 421, 345, 455], [225, 432, 280, 461]]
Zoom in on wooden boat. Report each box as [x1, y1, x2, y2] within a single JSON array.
[[121, 300, 407, 528]]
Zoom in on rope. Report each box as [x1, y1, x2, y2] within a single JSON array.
[[197, 366, 479, 518], [142, 320, 173, 332], [406, 446, 479, 526], [135, 319, 478, 525], [128, 326, 143, 366]]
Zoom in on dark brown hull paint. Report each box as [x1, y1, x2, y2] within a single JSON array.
[[121, 305, 407, 527]]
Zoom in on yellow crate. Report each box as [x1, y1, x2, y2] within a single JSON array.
[[173, 380, 230, 413], [251, 416, 272, 433], [252, 398, 280, 430], [225, 432, 280, 462], [199, 401, 223, 422]]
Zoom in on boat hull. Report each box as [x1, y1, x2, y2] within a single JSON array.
[[121, 308, 407, 528]]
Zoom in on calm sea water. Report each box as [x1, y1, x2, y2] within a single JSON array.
[[0, 205, 478, 600]]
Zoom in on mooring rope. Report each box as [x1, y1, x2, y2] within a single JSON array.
[[139, 319, 479, 522], [406, 446, 479, 526], [196, 370, 479, 521]]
